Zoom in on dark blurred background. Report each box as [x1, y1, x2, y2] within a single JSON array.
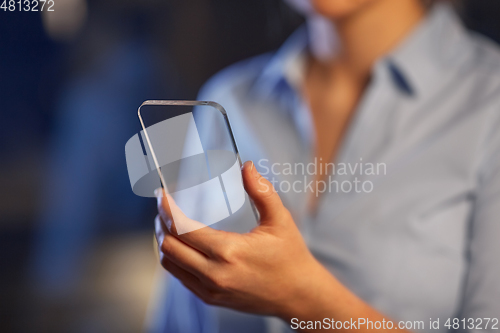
[[0, 0, 498, 332]]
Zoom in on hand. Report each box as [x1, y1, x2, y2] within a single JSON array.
[[154, 161, 328, 318]]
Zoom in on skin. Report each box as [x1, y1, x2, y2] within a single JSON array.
[[304, 0, 425, 210], [156, 163, 408, 332], [156, 0, 427, 331]]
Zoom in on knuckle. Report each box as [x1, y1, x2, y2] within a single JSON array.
[[214, 242, 239, 262], [202, 289, 222, 306], [218, 247, 234, 261], [259, 180, 276, 198], [272, 208, 292, 226], [282, 209, 293, 222], [160, 256, 173, 272], [201, 291, 216, 305], [207, 271, 231, 291]]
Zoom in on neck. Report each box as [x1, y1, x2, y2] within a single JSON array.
[[309, 0, 426, 80]]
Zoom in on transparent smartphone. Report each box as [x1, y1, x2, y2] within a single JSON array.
[[125, 100, 258, 235]]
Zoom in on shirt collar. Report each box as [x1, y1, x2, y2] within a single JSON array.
[[387, 2, 475, 98], [252, 2, 474, 100], [252, 26, 308, 99]]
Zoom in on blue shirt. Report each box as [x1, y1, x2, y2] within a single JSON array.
[[155, 4, 500, 333]]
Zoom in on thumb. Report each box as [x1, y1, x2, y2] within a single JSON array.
[[241, 161, 287, 224]]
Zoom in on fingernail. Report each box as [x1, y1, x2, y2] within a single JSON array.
[[165, 219, 172, 233], [250, 161, 258, 178], [241, 161, 254, 172], [155, 188, 163, 206]]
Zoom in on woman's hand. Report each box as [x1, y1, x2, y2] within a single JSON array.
[[154, 161, 328, 318], [155, 161, 410, 332]]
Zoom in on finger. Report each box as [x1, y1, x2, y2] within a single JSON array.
[[155, 188, 209, 235], [154, 188, 173, 227], [155, 189, 228, 257], [241, 161, 287, 224], [161, 257, 212, 302], [155, 215, 210, 278]]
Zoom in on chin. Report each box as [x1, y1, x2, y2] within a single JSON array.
[[311, 0, 376, 19]]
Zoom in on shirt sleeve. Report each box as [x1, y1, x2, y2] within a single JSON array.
[[459, 109, 500, 332]]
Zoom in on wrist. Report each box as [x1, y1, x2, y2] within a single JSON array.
[[278, 257, 340, 322]]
